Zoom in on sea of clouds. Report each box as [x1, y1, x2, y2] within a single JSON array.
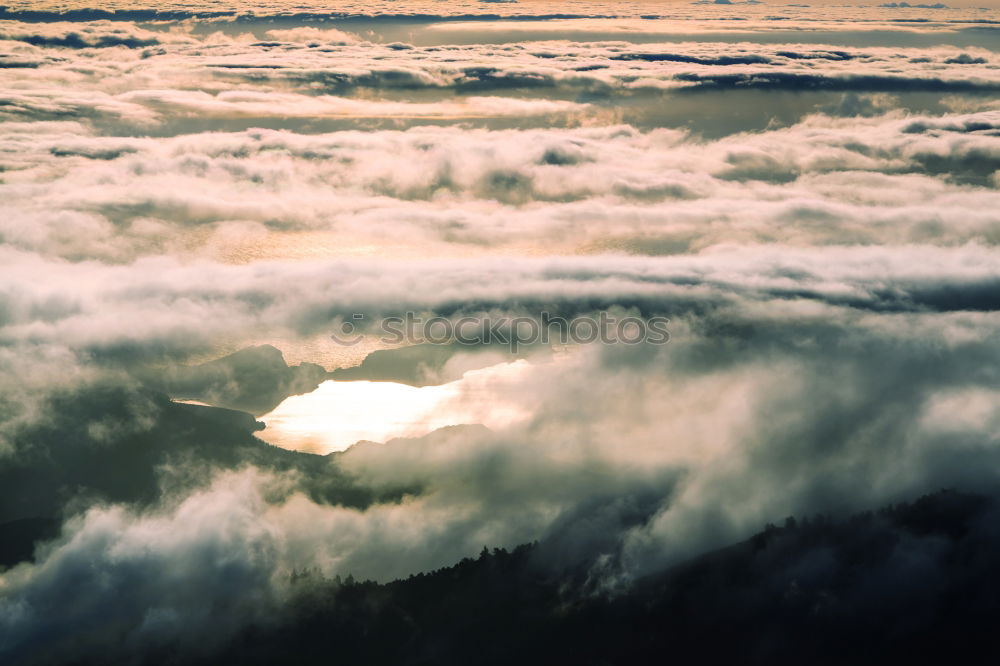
[[1, 1, 999, 661]]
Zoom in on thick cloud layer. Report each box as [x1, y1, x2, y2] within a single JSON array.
[[3, 114, 999, 265], [1, 2, 1000, 663]]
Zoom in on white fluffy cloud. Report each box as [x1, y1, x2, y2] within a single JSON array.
[[1, 113, 998, 264]]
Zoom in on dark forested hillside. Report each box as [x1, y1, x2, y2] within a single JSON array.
[[207, 490, 1000, 666]]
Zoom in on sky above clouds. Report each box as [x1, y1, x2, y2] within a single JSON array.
[[1, 1, 1000, 661]]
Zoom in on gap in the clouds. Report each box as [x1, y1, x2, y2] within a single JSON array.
[[257, 360, 532, 454], [79, 90, 993, 141], [87, 113, 590, 138], [150, 16, 1000, 50]]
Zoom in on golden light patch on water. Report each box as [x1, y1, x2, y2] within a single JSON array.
[[202, 230, 562, 264], [189, 228, 669, 266], [213, 231, 435, 263], [258, 360, 533, 454]]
